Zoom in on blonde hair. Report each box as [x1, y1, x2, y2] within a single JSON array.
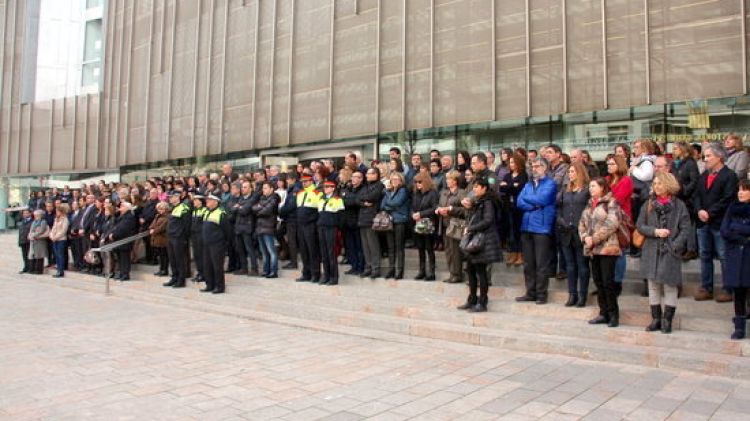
[[413, 171, 434, 192], [653, 171, 680, 196], [567, 162, 590, 191]]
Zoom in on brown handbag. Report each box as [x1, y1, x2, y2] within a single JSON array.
[[631, 201, 652, 249]]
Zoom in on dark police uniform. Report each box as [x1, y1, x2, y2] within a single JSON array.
[[201, 203, 233, 293], [317, 189, 345, 285], [295, 181, 323, 282], [190, 204, 208, 282], [166, 200, 191, 287]]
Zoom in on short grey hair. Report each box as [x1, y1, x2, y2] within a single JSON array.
[[704, 142, 727, 162], [529, 157, 549, 170]]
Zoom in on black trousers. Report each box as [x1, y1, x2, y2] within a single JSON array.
[[154, 246, 169, 273], [318, 226, 338, 282], [386, 223, 406, 274], [168, 238, 189, 282], [414, 234, 435, 274], [360, 227, 381, 274], [191, 236, 205, 277], [237, 232, 259, 271], [286, 222, 299, 266], [734, 287, 748, 317], [591, 255, 619, 317], [467, 262, 489, 305], [298, 222, 321, 279], [521, 232, 553, 299], [70, 237, 81, 269], [344, 225, 364, 272], [117, 249, 131, 277], [19, 243, 30, 271], [203, 243, 227, 292]]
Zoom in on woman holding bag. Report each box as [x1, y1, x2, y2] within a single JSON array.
[[456, 178, 502, 312], [411, 172, 439, 281], [557, 163, 591, 307], [636, 172, 691, 334], [436, 170, 467, 284], [380, 172, 410, 280]]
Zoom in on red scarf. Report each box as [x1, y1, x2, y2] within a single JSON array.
[[707, 173, 718, 189]]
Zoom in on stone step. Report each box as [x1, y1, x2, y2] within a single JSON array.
[[16, 269, 750, 380]]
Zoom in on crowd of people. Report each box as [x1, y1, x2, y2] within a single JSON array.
[[14, 134, 750, 340]]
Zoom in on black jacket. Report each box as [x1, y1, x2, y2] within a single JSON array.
[[341, 183, 363, 228], [556, 188, 591, 247], [167, 203, 192, 240], [357, 181, 384, 228], [253, 194, 279, 236], [671, 158, 700, 215], [694, 165, 739, 229], [411, 189, 439, 222], [279, 185, 299, 223], [110, 212, 138, 252], [18, 217, 32, 246], [465, 196, 502, 264], [140, 199, 159, 228], [202, 207, 234, 246], [235, 193, 259, 235]]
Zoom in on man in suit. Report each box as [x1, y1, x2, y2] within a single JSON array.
[[694, 143, 739, 303]]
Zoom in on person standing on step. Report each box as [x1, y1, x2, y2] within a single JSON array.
[[201, 194, 233, 294], [296, 174, 323, 283], [381, 172, 410, 280], [636, 172, 691, 334], [515, 157, 557, 305], [436, 170, 466, 283], [48, 204, 70, 278], [165, 192, 191, 288], [109, 201, 138, 281], [279, 171, 301, 270], [456, 178, 502, 313], [253, 182, 281, 279], [694, 142, 739, 303], [17, 209, 33, 274], [234, 180, 261, 277], [556, 162, 591, 307], [358, 168, 385, 279], [317, 181, 345, 285], [149, 202, 170, 277], [189, 195, 208, 282], [411, 172, 439, 281], [28, 209, 50, 274], [500, 153, 528, 267], [720, 179, 750, 340], [605, 154, 634, 296], [341, 171, 365, 275], [579, 178, 623, 328]]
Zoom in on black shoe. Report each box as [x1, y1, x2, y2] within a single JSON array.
[[344, 268, 358, 275], [457, 296, 478, 310], [384, 270, 395, 279], [394, 272, 403, 280], [311, 277, 321, 284], [163, 279, 176, 287], [282, 262, 298, 269], [414, 272, 426, 280], [535, 298, 547, 305], [555, 272, 567, 280], [607, 314, 619, 328], [154, 271, 168, 276], [645, 305, 662, 332], [19, 269, 28, 274], [467, 303, 487, 313], [52, 273, 64, 278], [661, 306, 675, 334], [320, 279, 330, 285], [260, 272, 270, 278], [565, 294, 578, 307], [248, 269, 260, 277], [265, 273, 278, 279], [172, 282, 186, 288], [327, 280, 338, 286], [119, 275, 130, 281], [360, 271, 371, 278], [296, 277, 311, 282], [588, 315, 609, 325], [515, 295, 536, 302], [200, 287, 214, 293], [212, 289, 225, 294], [424, 274, 436, 281], [369, 272, 380, 280], [576, 295, 587, 307]]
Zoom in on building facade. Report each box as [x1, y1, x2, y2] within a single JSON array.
[[1, 0, 750, 219]]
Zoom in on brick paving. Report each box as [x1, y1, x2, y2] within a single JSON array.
[[1, 276, 749, 420]]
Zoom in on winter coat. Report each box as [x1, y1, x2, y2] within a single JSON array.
[[253, 194, 280, 236], [720, 201, 750, 288], [694, 165, 739, 230], [631, 154, 655, 201], [110, 211, 138, 252], [499, 171, 528, 208], [411, 189, 439, 235], [149, 213, 169, 248], [670, 158, 699, 216], [235, 193, 259, 235], [380, 186, 411, 224], [607, 175, 634, 220], [357, 181, 385, 228], [438, 187, 467, 228], [726, 149, 749, 181], [28, 219, 50, 259], [636, 197, 691, 286], [578, 193, 622, 257], [18, 217, 32, 246], [49, 216, 70, 242], [341, 183, 363, 228], [464, 196, 502, 264], [279, 185, 300, 223], [556, 188, 590, 248], [517, 176, 557, 235]]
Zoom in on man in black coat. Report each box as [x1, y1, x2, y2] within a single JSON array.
[[201, 194, 234, 294], [233, 180, 260, 276], [165, 191, 192, 288], [17, 209, 33, 274], [109, 202, 138, 281], [341, 172, 364, 274], [279, 172, 301, 269], [140, 189, 160, 264], [694, 143, 739, 302]]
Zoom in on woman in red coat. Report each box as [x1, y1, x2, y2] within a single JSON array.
[[605, 154, 634, 293]]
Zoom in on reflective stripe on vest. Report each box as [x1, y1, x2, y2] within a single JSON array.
[[171, 203, 188, 217], [204, 208, 225, 224]]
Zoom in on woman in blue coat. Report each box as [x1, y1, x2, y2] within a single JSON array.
[[720, 178, 750, 340], [381, 172, 410, 279]]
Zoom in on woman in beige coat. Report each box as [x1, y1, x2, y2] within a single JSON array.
[[49, 204, 70, 278], [579, 177, 622, 328]]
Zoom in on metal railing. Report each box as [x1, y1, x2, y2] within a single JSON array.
[[90, 231, 151, 295]]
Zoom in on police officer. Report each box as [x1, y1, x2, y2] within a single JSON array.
[[164, 191, 191, 288], [317, 181, 345, 285], [201, 194, 233, 294], [295, 174, 323, 283], [189, 195, 208, 282]]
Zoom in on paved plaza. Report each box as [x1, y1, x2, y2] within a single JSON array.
[[1, 272, 750, 420]]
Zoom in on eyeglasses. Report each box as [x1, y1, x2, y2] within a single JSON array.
[[415, 181, 423, 184], [607, 162, 617, 166]]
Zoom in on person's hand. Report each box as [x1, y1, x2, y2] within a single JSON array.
[[139, 218, 145, 224], [108, 234, 114, 240], [500, 181, 508, 186], [584, 236, 593, 248], [78, 229, 84, 235], [412, 212, 421, 221], [698, 210, 709, 223], [90, 234, 96, 241], [149, 229, 154, 235], [655, 229, 671, 238]]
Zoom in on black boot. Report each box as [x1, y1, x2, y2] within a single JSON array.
[[576, 294, 587, 307], [163, 279, 176, 287], [565, 294, 578, 307], [661, 306, 675, 334], [607, 312, 619, 328], [468, 295, 488, 313], [457, 295, 478, 310], [588, 314, 609, 324], [425, 260, 436, 281], [645, 305, 662, 332], [385, 269, 395, 279], [731, 316, 747, 340], [415, 253, 426, 280]]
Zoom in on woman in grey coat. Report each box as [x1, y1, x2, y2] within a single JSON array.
[[636, 172, 691, 334], [28, 209, 50, 274]]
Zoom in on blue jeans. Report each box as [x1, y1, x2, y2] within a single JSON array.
[[258, 234, 278, 275], [561, 240, 589, 296], [53, 240, 67, 274], [615, 252, 626, 284], [697, 226, 729, 293]]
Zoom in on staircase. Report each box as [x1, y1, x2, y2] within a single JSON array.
[[2, 233, 747, 380]]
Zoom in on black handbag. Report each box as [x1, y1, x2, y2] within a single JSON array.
[[372, 211, 394, 232], [460, 231, 484, 254]]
